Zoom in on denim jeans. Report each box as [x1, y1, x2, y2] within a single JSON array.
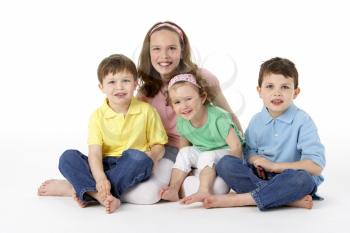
[[58, 149, 153, 202], [216, 155, 317, 210]]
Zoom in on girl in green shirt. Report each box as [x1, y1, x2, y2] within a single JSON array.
[[160, 72, 244, 204]]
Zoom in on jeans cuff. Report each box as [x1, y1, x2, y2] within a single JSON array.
[[79, 187, 97, 202], [251, 190, 264, 210], [250, 181, 269, 211]]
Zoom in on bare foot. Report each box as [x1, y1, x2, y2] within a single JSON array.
[[37, 179, 74, 196], [203, 193, 255, 209], [288, 195, 313, 209], [103, 195, 121, 214], [160, 186, 180, 202], [72, 194, 87, 208], [180, 192, 210, 205]]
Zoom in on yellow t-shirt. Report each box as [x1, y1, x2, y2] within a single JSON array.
[[88, 97, 168, 157]]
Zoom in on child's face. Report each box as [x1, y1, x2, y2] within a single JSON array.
[[169, 83, 207, 122], [99, 70, 137, 111], [150, 29, 182, 79], [257, 73, 300, 118]]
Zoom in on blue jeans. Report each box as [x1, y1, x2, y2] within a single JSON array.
[[216, 155, 317, 210], [58, 149, 153, 202]]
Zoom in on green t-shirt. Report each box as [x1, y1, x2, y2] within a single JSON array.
[[176, 105, 244, 151]]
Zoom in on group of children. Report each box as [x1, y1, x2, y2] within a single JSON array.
[[38, 21, 325, 214]]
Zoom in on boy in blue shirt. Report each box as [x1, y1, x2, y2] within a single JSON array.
[[194, 57, 325, 210]]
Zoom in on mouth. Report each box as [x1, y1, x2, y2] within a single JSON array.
[[271, 99, 283, 105], [181, 110, 192, 117], [181, 109, 192, 116], [114, 93, 127, 97], [158, 62, 172, 67]]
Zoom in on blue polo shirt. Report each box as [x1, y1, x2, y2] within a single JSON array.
[[244, 104, 325, 186]]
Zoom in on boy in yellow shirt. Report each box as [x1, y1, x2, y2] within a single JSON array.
[[57, 54, 167, 214]]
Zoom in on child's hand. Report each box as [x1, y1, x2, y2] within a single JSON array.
[[96, 178, 111, 200], [256, 166, 267, 180], [252, 156, 276, 173]]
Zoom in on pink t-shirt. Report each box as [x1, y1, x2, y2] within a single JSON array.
[[145, 68, 219, 148]]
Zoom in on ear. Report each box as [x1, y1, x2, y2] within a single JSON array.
[[201, 92, 208, 104], [134, 79, 139, 90], [293, 87, 300, 99], [256, 86, 262, 98], [98, 83, 104, 93]]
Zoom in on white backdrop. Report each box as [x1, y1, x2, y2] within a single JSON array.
[[0, 0, 349, 226]]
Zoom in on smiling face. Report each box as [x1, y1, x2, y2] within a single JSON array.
[[258, 73, 300, 118], [150, 29, 182, 79], [168, 82, 207, 125], [99, 70, 137, 112]]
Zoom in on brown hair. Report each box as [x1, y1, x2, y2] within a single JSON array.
[[258, 57, 299, 88], [165, 69, 215, 106], [138, 21, 198, 97], [97, 54, 137, 84]]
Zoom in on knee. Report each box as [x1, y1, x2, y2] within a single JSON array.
[[153, 158, 174, 185], [122, 149, 153, 168], [287, 170, 315, 193], [213, 177, 230, 194], [216, 155, 241, 176], [58, 149, 80, 169]]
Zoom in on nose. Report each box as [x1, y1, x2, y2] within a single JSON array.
[[115, 80, 123, 89], [182, 100, 190, 109], [160, 49, 169, 59], [273, 89, 282, 96]]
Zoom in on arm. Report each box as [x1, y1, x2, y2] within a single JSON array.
[[145, 144, 165, 163], [88, 145, 111, 199], [179, 136, 191, 148], [211, 90, 243, 132], [225, 127, 242, 158], [274, 160, 322, 176], [249, 155, 323, 176], [200, 68, 243, 132]]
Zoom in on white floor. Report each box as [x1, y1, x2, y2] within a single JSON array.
[[1, 135, 349, 233]]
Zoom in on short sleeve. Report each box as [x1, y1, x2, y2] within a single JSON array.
[[216, 115, 232, 141], [146, 106, 168, 146], [297, 116, 326, 168], [87, 111, 103, 145]]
